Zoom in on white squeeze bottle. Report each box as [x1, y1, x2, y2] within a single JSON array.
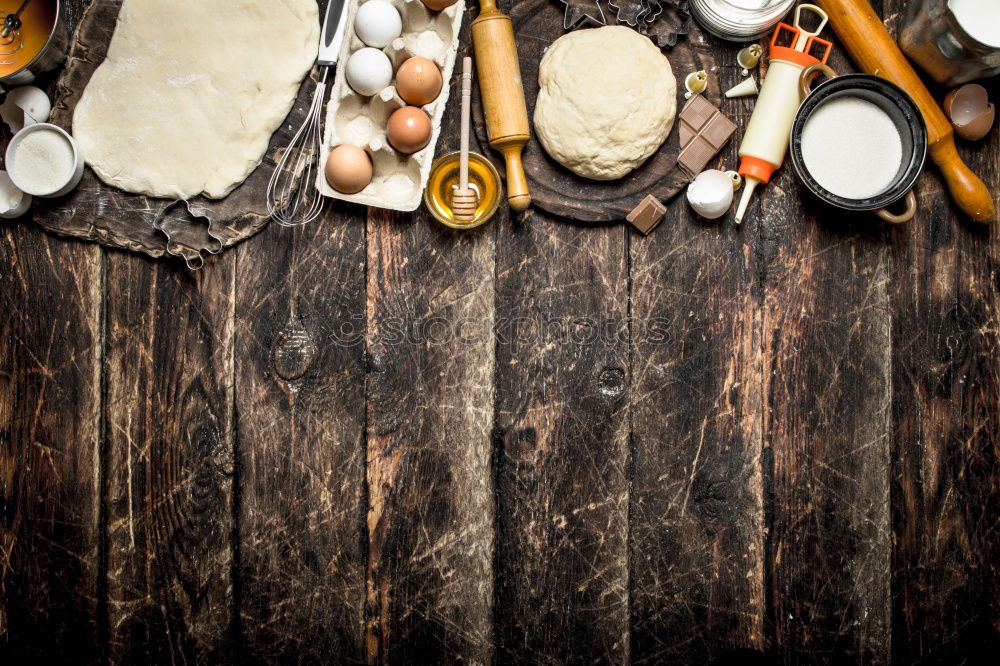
[[735, 4, 833, 223]]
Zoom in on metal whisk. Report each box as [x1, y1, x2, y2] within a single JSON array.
[[266, 0, 349, 227], [266, 68, 329, 227]]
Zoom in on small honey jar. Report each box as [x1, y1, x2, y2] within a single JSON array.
[[424, 151, 502, 229]]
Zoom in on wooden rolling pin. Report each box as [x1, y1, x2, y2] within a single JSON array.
[[816, 0, 995, 223], [472, 0, 531, 212]]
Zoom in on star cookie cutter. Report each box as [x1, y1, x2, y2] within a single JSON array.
[[559, 0, 607, 29]]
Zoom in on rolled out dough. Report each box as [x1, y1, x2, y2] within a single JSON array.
[[534, 26, 676, 181], [73, 0, 319, 200]]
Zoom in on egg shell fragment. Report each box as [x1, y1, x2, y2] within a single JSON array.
[[687, 169, 735, 219], [0, 86, 51, 133], [0, 171, 32, 219]]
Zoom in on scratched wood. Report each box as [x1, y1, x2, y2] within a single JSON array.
[[361, 26, 496, 660], [364, 208, 495, 663], [887, 36, 1000, 659], [103, 255, 236, 663], [2, 1, 1000, 663], [628, 31, 765, 661], [234, 208, 367, 663], [492, 212, 630, 661], [761, 74, 894, 661], [0, 226, 102, 663]]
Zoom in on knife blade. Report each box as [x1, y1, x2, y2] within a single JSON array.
[[318, 0, 351, 67]]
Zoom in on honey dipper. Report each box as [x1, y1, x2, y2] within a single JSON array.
[[451, 57, 477, 222]]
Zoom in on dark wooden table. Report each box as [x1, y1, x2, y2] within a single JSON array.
[[2, 1, 999, 663]]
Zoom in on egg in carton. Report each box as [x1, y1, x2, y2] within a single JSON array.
[[317, 0, 465, 211]]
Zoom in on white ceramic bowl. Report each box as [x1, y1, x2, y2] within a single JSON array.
[[5, 122, 84, 198]]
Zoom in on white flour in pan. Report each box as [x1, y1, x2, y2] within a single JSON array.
[[800, 96, 903, 200]]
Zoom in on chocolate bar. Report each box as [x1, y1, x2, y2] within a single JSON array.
[[677, 95, 736, 179]]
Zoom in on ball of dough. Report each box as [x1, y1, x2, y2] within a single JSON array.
[[534, 26, 676, 181]]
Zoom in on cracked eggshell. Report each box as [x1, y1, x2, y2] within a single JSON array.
[[0, 86, 51, 133], [944, 84, 995, 141], [0, 171, 31, 219], [687, 169, 734, 219]]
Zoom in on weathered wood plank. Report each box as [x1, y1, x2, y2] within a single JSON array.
[[762, 166, 893, 660], [364, 210, 495, 663], [0, 227, 103, 662], [628, 64, 765, 661], [234, 209, 367, 664], [492, 212, 630, 663], [362, 33, 495, 662], [103, 254, 236, 663], [888, 59, 1000, 661]]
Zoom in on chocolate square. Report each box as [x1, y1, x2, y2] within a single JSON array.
[[627, 195, 667, 234]]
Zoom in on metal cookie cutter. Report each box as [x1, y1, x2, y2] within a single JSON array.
[[642, 0, 691, 48], [152, 200, 224, 270], [559, 0, 607, 30]]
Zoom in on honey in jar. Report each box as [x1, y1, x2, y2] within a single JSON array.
[[424, 151, 502, 229]]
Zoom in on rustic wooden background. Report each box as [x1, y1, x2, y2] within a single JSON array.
[[2, 1, 999, 663]]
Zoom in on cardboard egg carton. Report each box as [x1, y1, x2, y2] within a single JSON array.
[[317, 0, 465, 211]]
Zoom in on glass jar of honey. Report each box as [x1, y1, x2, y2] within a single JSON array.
[[424, 151, 502, 230]]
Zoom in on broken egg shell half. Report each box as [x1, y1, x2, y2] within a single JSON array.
[[687, 169, 734, 220], [943, 84, 995, 141], [0, 86, 51, 133], [0, 170, 32, 219]]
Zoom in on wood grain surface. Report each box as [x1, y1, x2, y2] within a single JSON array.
[[103, 255, 236, 663], [234, 206, 367, 664], [628, 30, 765, 663], [2, 1, 999, 664]]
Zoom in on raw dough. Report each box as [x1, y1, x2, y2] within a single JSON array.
[[73, 0, 319, 200], [534, 26, 676, 181]]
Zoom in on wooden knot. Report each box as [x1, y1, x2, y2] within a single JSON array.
[[271, 318, 318, 381], [598, 367, 626, 398]]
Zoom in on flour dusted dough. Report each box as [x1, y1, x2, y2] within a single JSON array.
[[534, 26, 676, 181], [73, 0, 319, 200]]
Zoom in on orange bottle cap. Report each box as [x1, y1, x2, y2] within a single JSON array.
[[738, 156, 776, 184]]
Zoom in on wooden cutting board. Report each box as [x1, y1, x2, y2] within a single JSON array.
[[472, 0, 719, 222], [27, 0, 328, 267]]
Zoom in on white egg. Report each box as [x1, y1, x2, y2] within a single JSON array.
[[686, 169, 735, 219], [354, 0, 403, 49], [346, 47, 393, 96]]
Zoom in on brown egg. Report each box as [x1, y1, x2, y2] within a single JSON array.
[[395, 57, 443, 106], [419, 0, 458, 10], [386, 106, 432, 154], [325, 144, 372, 194]]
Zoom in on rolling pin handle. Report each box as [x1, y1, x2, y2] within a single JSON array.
[[930, 140, 997, 224], [503, 146, 531, 212]]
